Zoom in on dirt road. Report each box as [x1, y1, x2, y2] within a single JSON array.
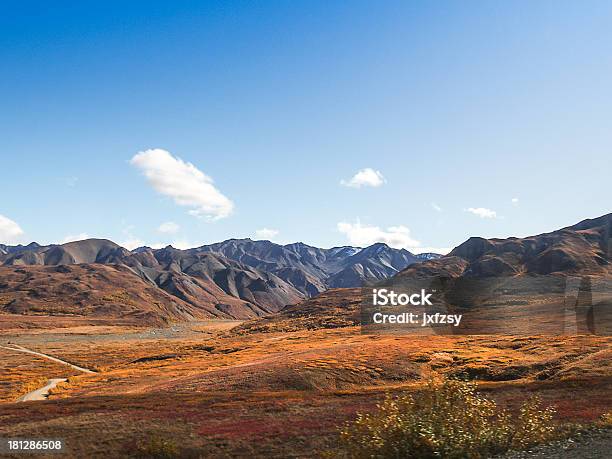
[[1, 344, 95, 402], [0, 344, 94, 374]]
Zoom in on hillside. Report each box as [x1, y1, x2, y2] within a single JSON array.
[[237, 213, 612, 335], [399, 213, 611, 279], [2, 239, 128, 266], [4, 213, 607, 327], [0, 249, 301, 323], [196, 239, 418, 292], [0, 264, 222, 326], [123, 247, 302, 315], [0, 238, 426, 322], [234, 288, 362, 334]]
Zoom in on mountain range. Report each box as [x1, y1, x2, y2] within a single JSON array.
[[399, 212, 611, 280], [2, 213, 609, 326], [0, 238, 436, 323], [241, 213, 612, 333]]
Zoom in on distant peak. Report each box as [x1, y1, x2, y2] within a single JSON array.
[[366, 242, 390, 250], [62, 238, 120, 247], [132, 246, 152, 253]]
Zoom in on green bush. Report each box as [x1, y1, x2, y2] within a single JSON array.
[[334, 379, 555, 458]]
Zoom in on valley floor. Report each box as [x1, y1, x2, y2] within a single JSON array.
[[0, 315, 610, 457]]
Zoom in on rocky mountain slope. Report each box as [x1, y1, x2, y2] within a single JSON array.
[[0, 237, 428, 323], [239, 213, 612, 334], [398, 213, 611, 280], [0, 264, 214, 325], [0, 241, 302, 322], [123, 246, 302, 316], [390, 213, 612, 334], [196, 239, 418, 292], [233, 288, 363, 334], [2, 239, 129, 266]]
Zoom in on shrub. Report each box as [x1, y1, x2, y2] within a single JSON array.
[[334, 378, 555, 458], [131, 435, 180, 459], [511, 396, 558, 449]]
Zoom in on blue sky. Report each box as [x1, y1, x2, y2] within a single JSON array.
[[1, 1, 611, 253]]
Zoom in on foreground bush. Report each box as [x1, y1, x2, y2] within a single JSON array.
[[335, 379, 556, 458], [129, 435, 180, 459]]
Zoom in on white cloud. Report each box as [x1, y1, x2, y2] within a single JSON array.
[[511, 197, 519, 206], [337, 221, 450, 254], [115, 224, 146, 250], [170, 240, 195, 250], [465, 207, 497, 219], [130, 149, 234, 220], [412, 246, 452, 255], [61, 233, 90, 244], [168, 239, 203, 250], [120, 239, 144, 250], [147, 239, 206, 250], [431, 202, 442, 212], [158, 221, 180, 234], [255, 228, 279, 240], [0, 215, 24, 244], [340, 168, 385, 188], [120, 238, 145, 250], [337, 222, 419, 249], [65, 176, 78, 187]]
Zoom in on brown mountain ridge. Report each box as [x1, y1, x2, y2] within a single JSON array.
[[399, 212, 611, 279], [0, 213, 608, 327], [238, 213, 612, 334], [0, 238, 427, 325]]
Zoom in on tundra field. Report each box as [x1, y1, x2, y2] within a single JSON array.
[[0, 307, 610, 458]]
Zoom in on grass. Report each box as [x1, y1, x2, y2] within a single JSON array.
[[101, 290, 138, 306], [127, 434, 182, 458], [0, 322, 610, 457], [0, 350, 81, 402]]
